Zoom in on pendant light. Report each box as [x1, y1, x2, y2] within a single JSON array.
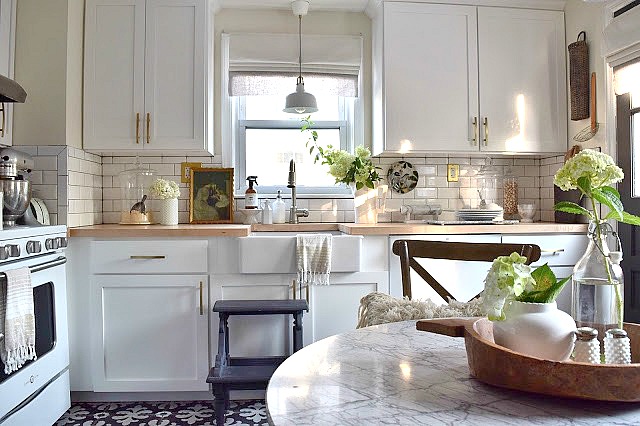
[[283, 0, 318, 114]]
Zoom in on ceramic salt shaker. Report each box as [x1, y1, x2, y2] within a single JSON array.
[[573, 327, 600, 364], [604, 328, 631, 364]]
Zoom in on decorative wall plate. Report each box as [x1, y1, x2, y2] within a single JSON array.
[[387, 161, 419, 194]]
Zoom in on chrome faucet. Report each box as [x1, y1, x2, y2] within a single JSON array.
[[287, 159, 309, 224]]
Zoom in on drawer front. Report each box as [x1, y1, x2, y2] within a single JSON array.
[[502, 234, 588, 266], [92, 240, 208, 274]]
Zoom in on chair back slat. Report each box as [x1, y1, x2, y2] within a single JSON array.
[[392, 240, 541, 300]]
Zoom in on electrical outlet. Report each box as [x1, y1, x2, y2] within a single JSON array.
[[181, 162, 202, 183], [447, 164, 459, 182]]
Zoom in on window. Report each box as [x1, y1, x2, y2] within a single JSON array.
[[234, 94, 356, 196], [221, 33, 363, 197]]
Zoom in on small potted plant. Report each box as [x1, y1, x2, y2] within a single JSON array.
[[149, 178, 180, 225], [483, 252, 575, 361]]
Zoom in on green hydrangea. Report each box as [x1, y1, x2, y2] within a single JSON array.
[[554, 149, 623, 191], [483, 253, 536, 320]]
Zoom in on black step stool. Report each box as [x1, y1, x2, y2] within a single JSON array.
[[206, 299, 309, 426]]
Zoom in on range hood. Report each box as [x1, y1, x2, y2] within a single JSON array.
[[0, 74, 27, 103]]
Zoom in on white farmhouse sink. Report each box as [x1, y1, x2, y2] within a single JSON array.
[[238, 232, 362, 273]]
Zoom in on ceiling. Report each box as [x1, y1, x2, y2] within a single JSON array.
[[215, 0, 372, 13]]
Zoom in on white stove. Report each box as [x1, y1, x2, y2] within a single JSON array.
[[0, 224, 70, 425]]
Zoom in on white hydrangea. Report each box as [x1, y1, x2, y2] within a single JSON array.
[[149, 178, 180, 199], [482, 252, 536, 321], [554, 149, 624, 191]]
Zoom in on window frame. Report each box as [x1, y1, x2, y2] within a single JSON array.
[[232, 96, 356, 197]]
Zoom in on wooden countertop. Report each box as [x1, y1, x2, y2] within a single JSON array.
[[69, 222, 587, 237]]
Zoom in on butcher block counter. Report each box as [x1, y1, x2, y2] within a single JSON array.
[[68, 222, 587, 237]]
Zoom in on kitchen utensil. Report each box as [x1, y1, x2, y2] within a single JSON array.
[[1, 179, 31, 227], [573, 72, 599, 142], [387, 161, 418, 194]]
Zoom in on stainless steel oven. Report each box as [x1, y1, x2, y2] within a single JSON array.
[[0, 225, 69, 426]]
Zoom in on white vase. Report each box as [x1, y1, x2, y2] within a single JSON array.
[[351, 184, 379, 224], [156, 198, 179, 225], [492, 301, 576, 361]]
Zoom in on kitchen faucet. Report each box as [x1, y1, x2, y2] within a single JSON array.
[[287, 159, 309, 224]]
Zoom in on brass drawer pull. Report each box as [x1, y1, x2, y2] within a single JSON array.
[[129, 255, 166, 259], [541, 249, 565, 255], [199, 282, 204, 316]]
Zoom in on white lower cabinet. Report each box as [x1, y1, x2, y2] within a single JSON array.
[[90, 275, 209, 391]]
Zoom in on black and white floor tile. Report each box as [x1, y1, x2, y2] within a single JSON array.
[[55, 400, 269, 426]]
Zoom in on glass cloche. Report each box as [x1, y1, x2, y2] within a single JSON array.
[[119, 159, 155, 224], [475, 157, 501, 209]]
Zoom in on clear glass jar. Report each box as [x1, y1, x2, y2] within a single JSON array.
[[502, 168, 519, 220], [119, 161, 155, 224], [475, 158, 501, 209], [572, 220, 624, 344]]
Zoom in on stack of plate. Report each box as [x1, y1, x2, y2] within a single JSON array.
[[456, 208, 503, 221]]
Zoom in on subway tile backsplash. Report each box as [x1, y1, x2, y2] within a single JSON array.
[[16, 145, 563, 225]]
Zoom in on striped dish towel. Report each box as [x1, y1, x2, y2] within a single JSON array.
[[297, 234, 332, 285], [0, 267, 36, 374]]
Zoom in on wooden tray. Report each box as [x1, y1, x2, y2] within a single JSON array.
[[417, 317, 640, 402]]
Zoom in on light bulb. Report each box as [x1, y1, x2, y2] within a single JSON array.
[[295, 107, 307, 113]]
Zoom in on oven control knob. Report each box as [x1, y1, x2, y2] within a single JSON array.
[[26, 241, 42, 254], [6, 244, 19, 258], [45, 238, 59, 250], [0, 246, 8, 261], [56, 237, 68, 248]]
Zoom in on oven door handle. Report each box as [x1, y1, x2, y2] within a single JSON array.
[[0, 256, 67, 280]]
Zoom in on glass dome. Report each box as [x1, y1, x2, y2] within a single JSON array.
[[475, 157, 501, 209], [119, 160, 156, 224]]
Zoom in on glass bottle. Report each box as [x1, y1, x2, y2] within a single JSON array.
[[502, 167, 519, 220], [572, 220, 624, 344]]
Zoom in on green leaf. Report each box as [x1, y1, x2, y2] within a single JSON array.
[[601, 186, 621, 199], [356, 181, 364, 190], [531, 264, 555, 291], [593, 188, 624, 221], [520, 264, 570, 303], [554, 201, 593, 218], [577, 176, 592, 195], [621, 211, 640, 226], [309, 146, 314, 155]]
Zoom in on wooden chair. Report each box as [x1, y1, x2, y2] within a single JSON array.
[[392, 240, 541, 300]]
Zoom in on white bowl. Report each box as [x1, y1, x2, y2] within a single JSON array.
[[517, 204, 536, 223]]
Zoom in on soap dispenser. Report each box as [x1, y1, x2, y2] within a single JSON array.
[[272, 190, 286, 224], [261, 199, 273, 224], [245, 176, 259, 209]]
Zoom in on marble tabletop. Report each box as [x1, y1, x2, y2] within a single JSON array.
[[266, 321, 640, 425]]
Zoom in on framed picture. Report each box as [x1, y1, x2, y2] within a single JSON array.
[[189, 167, 234, 224]]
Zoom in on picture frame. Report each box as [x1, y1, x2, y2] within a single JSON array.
[[189, 167, 234, 224]]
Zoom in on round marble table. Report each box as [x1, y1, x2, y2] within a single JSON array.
[[266, 321, 640, 425]]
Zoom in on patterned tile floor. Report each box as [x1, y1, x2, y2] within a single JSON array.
[[55, 400, 269, 426]]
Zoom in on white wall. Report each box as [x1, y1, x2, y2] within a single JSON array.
[[213, 8, 372, 154], [564, 0, 607, 152], [12, 0, 83, 148]]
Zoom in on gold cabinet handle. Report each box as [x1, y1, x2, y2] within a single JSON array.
[[146, 112, 150, 144], [199, 281, 204, 315], [129, 255, 166, 259], [135, 112, 140, 144], [0, 103, 5, 137], [471, 117, 478, 145], [541, 248, 565, 255], [483, 117, 489, 146]]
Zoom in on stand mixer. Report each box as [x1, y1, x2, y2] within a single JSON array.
[[0, 147, 33, 227]]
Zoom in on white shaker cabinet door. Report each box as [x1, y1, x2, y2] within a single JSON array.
[[477, 7, 566, 153], [84, 0, 145, 151], [144, 0, 206, 151], [91, 275, 209, 392], [381, 3, 478, 153], [0, 0, 16, 146]]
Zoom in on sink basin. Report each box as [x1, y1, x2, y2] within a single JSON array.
[[238, 232, 362, 273]]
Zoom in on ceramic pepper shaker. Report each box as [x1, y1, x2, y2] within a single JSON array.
[[604, 328, 631, 364], [573, 327, 600, 364]]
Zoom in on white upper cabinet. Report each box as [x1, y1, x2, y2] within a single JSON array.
[[478, 7, 566, 153], [372, 2, 567, 155], [0, 0, 16, 147], [84, 0, 212, 154]]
